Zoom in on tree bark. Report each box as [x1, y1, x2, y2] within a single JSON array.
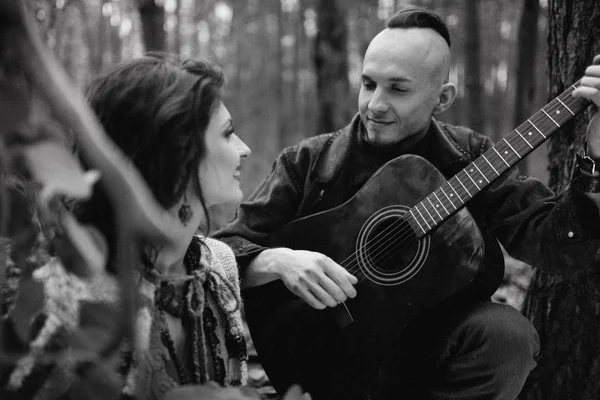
[[173, 0, 182, 55], [464, 0, 484, 133], [292, 0, 303, 142], [520, 1, 600, 399], [514, 0, 540, 176], [314, 0, 352, 134], [108, 3, 121, 66], [138, 0, 166, 53], [87, 0, 104, 77], [274, 0, 284, 152]]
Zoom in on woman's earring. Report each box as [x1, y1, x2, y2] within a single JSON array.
[[178, 195, 193, 226]]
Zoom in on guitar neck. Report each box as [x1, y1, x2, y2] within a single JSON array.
[[407, 81, 590, 237]]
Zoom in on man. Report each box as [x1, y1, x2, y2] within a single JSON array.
[[216, 8, 600, 400]]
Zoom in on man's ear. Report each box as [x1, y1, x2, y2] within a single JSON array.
[[433, 82, 457, 115]]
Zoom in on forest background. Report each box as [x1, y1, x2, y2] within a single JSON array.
[[36, 0, 549, 315], [7, 0, 600, 399], [37, 0, 551, 197]]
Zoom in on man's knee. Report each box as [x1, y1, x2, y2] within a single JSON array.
[[454, 302, 540, 367]]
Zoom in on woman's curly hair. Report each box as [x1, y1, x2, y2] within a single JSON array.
[[76, 54, 224, 271]]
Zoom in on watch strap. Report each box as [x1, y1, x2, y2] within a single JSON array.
[[573, 153, 600, 193]]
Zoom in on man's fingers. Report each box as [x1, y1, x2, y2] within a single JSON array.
[[295, 287, 328, 309], [584, 65, 600, 78], [307, 282, 338, 308], [318, 275, 348, 303], [573, 85, 600, 107], [278, 250, 357, 309], [321, 258, 358, 298], [288, 279, 334, 309], [344, 270, 359, 285], [580, 74, 600, 88], [326, 270, 358, 299]]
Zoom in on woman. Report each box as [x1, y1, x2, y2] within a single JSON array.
[[1, 54, 252, 400], [80, 54, 252, 399], [0, 55, 310, 400]]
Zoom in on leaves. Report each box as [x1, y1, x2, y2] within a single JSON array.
[[19, 140, 100, 203]]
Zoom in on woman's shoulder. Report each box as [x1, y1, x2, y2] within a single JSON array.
[[202, 236, 234, 256], [200, 236, 238, 279]]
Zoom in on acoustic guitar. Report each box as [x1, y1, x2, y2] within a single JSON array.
[[243, 83, 590, 400]]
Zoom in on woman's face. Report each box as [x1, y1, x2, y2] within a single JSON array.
[[198, 102, 251, 207]]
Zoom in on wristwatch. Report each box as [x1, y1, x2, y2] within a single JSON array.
[[573, 150, 600, 193]]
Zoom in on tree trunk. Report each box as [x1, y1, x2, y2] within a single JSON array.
[[514, 0, 540, 176], [520, 1, 600, 399], [314, 0, 352, 134], [173, 0, 182, 55], [464, 0, 484, 133], [292, 0, 303, 143], [87, 1, 104, 77], [108, 4, 121, 66], [274, 0, 284, 152], [138, 0, 166, 53]]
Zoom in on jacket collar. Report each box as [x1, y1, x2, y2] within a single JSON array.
[[309, 114, 361, 183], [309, 115, 461, 184]]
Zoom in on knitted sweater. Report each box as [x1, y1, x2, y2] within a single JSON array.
[[124, 236, 248, 400], [1, 236, 247, 400]]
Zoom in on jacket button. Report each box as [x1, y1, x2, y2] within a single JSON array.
[[567, 231, 574, 238]]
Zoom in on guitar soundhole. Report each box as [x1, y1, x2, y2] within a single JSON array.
[[366, 218, 419, 272], [356, 205, 429, 286]]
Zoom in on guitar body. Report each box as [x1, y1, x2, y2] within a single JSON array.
[[243, 155, 502, 400]]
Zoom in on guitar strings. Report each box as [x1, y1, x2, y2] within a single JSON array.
[[335, 95, 574, 281], [344, 115, 554, 277], [359, 95, 574, 270], [343, 101, 567, 280]]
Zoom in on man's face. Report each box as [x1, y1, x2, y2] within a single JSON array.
[[358, 28, 450, 147]]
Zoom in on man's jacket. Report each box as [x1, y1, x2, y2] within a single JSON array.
[[216, 114, 600, 297]]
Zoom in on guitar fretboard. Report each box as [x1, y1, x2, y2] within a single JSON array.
[[406, 82, 590, 237]]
